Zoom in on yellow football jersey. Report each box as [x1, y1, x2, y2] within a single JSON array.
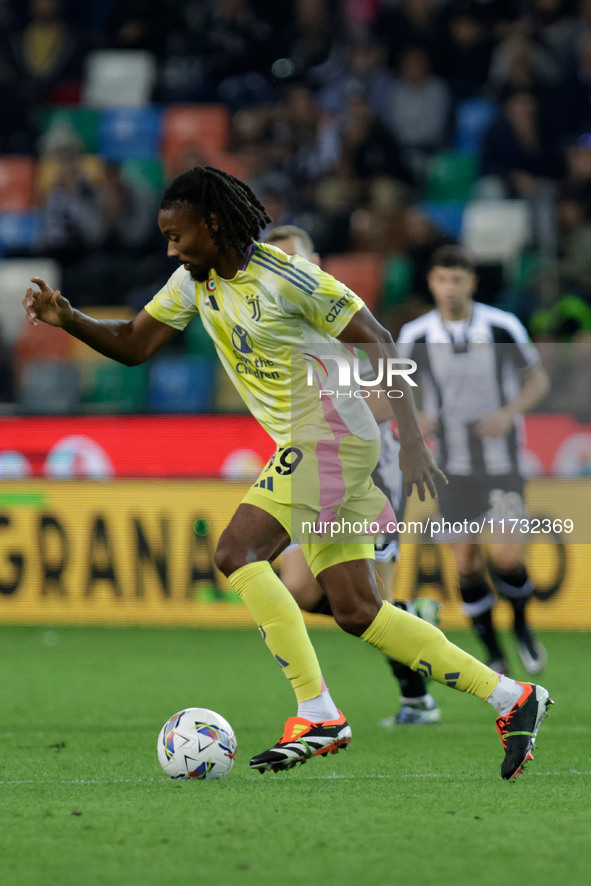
[[144, 242, 378, 446]]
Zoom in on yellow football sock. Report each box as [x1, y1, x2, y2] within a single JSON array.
[[362, 601, 499, 700], [228, 561, 323, 702]]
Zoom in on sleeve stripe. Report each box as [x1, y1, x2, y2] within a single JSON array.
[[254, 246, 318, 288], [250, 257, 316, 294]]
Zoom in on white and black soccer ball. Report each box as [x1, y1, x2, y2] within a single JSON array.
[[157, 707, 237, 780]]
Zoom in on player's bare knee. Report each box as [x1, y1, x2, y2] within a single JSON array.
[[332, 600, 380, 637], [214, 538, 245, 577]]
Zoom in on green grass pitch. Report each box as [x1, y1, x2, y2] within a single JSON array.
[[0, 625, 589, 886]]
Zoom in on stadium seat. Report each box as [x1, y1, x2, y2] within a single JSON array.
[[18, 359, 81, 415], [82, 50, 157, 108], [0, 211, 42, 254], [0, 258, 61, 344], [509, 251, 539, 288], [322, 253, 384, 312], [13, 317, 74, 383], [148, 355, 216, 414], [382, 255, 414, 308], [98, 107, 163, 161], [206, 150, 251, 181], [161, 105, 232, 173], [424, 151, 479, 202], [0, 157, 36, 212], [454, 98, 498, 154], [81, 361, 148, 413], [35, 106, 101, 153], [461, 200, 533, 271], [69, 306, 140, 410], [417, 200, 466, 240], [121, 157, 165, 195]]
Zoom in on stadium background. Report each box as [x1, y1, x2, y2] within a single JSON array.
[[1, 8, 591, 886], [0, 0, 590, 630]]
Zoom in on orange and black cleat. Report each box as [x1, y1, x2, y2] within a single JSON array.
[[496, 682, 554, 780], [250, 711, 352, 773]]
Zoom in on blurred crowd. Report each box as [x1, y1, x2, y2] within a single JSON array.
[[1, 0, 591, 412]]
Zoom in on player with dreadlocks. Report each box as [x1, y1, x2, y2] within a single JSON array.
[[161, 166, 271, 259], [23, 166, 553, 780]]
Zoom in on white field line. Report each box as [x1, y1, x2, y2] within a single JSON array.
[[0, 770, 589, 785]]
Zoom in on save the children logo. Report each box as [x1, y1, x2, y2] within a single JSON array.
[[229, 325, 279, 379], [231, 325, 254, 354]]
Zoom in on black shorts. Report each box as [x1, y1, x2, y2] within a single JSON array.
[[436, 473, 526, 526]]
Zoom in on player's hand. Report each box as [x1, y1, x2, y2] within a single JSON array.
[[399, 439, 447, 501], [474, 408, 513, 438], [23, 278, 73, 328]]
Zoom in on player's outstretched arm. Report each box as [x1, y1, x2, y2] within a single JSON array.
[[338, 305, 447, 501], [23, 277, 177, 365]]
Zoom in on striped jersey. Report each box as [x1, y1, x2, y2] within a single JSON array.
[[144, 241, 378, 446], [396, 302, 540, 476]]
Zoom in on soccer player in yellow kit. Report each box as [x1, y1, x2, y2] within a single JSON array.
[[267, 224, 442, 727], [23, 166, 552, 779]]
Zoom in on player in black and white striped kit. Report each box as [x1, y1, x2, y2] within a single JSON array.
[[397, 246, 550, 675]]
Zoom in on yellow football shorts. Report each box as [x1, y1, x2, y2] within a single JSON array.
[[242, 434, 396, 576]]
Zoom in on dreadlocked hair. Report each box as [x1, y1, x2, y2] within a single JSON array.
[[160, 166, 271, 252]]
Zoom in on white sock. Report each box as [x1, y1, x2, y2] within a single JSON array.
[[487, 675, 527, 716], [297, 689, 340, 723], [400, 693, 433, 707]]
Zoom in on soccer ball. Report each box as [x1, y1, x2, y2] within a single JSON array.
[[157, 707, 237, 780]]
